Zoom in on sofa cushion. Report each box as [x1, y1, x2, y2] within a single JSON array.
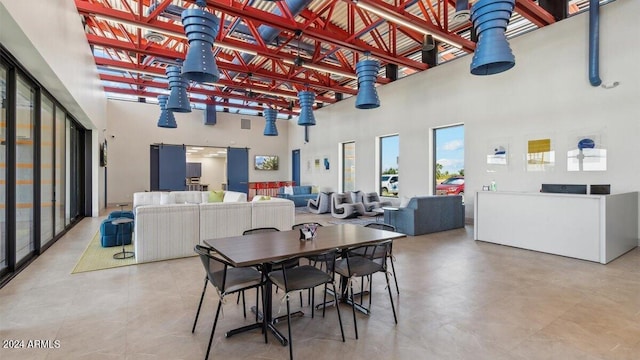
[[223, 191, 247, 202], [161, 192, 172, 205], [208, 190, 225, 203], [284, 185, 294, 195]]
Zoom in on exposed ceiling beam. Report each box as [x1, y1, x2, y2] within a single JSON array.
[[514, 0, 556, 27]]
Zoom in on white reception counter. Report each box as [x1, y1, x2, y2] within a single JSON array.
[[474, 191, 638, 264]]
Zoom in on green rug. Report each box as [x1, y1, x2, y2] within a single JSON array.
[[72, 231, 136, 274]]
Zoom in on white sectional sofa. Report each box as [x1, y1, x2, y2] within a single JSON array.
[[132, 191, 294, 263]]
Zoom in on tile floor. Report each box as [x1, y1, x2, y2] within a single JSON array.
[[1, 210, 639, 360]]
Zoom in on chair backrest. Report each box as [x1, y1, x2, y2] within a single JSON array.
[[292, 222, 324, 230], [243, 227, 280, 235], [364, 223, 396, 232], [194, 244, 229, 292], [345, 240, 393, 272]]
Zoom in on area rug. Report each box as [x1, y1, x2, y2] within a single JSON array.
[[71, 231, 136, 274]]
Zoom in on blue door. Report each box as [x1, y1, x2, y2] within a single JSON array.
[[158, 144, 186, 191], [292, 149, 300, 186], [227, 147, 248, 193]]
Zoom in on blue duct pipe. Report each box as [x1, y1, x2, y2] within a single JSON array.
[[588, 0, 602, 87], [456, 0, 469, 12], [233, 0, 313, 79]]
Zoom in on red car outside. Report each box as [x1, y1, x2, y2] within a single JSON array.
[[436, 177, 465, 196]]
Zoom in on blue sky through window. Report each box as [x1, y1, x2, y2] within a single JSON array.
[[381, 135, 399, 172], [436, 125, 465, 174]]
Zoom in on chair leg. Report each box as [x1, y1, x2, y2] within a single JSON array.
[[286, 295, 293, 360], [261, 286, 268, 344], [389, 250, 400, 295], [192, 276, 208, 333], [205, 300, 223, 360], [242, 291, 247, 318], [322, 283, 328, 318], [331, 282, 345, 342], [311, 288, 315, 318], [255, 287, 260, 322], [385, 271, 398, 324], [350, 281, 358, 340]]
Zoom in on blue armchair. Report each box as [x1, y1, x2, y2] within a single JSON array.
[[384, 195, 464, 236], [100, 211, 134, 247]]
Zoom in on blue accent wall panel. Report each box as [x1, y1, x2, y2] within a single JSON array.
[[227, 147, 248, 193], [159, 144, 186, 191]]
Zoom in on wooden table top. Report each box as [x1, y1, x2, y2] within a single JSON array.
[[203, 224, 406, 267]]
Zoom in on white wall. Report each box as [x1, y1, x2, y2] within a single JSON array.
[[1, 0, 108, 216], [288, 0, 640, 226], [187, 156, 227, 191], [106, 100, 291, 204]]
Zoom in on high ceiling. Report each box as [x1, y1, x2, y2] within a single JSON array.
[[75, 0, 608, 117]]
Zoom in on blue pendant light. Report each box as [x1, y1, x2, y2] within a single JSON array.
[[166, 65, 191, 113], [470, 0, 515, 75], [263, 108, 278, 136], [157, 95, 177, 128], [297, 91, 316, 126], [181, 3, 220, 83], [355, 58, 380, 109]]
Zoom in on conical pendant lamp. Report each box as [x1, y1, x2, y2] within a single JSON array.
[[157, 95, 177, 128], [297, 91, 316, 126], [263, 108, 278, 136], [166, 65, 191, 113], [355, 58, 380, 109], [470, 0, 516, 75], [181, 5, 220, 83]]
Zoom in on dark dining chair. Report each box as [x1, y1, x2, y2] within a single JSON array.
[[361, 222, 400, 294], [334, 240, 397, 339], [242, 227, 302, 307], [268, 249, 345, 360], [192, 245, 266, 360]]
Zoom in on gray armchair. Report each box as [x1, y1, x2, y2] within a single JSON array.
[[362, 192, 392, 211], [307, 192, 332, 214], [331, 193, 363, 219], [384, 195, 464, 236]]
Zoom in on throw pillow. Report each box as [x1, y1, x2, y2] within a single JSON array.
[[399, 196, 411, 208], [311, 185, 319, 194], [284, 185, 294, 195], [208, 190, 224, 203]]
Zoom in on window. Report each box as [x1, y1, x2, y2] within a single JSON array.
[[433, 125, 464, 194], [41, 95, 54, 246], [15, 74, 35, 263], [379, 135, 399, 197]]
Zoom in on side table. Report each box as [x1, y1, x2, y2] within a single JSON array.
[[112, 218, 135, 259]]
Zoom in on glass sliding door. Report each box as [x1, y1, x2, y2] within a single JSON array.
[[342, 142, 356, 192], [0, 64, 7, 272], [40, 96, 54, 246], [54, 106, 65, 235], [67, 119, 83, 223], [15, 74, 35, 263]]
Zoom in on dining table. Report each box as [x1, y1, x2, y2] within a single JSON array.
[[203, 223, 406, 346]]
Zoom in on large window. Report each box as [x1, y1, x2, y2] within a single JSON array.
[[0, 47, 87, 286], [0, 63, 6, 272], [342, 142, 356, 192], [55, 105, 66, 234], [15, 74, 35, 263], [433, 125, 465, 195], [379, 135, 399, 197], [41, 96, 54, 246]]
